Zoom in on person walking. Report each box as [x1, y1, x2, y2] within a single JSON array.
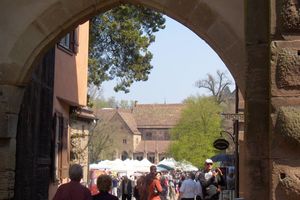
[[111, 176, 119, 197], [195, 172, 203, 200], [121, 176, 133, 200], [134, 175, 145, 200], [92, 174, 118, 200], [178, 172, 197, 200], [53, 164, 92, 200], [140, 165, 157, 200], [148, 172, 163, 200]]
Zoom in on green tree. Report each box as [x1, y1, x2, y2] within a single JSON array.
[[89, 121, 116, 163], [168, 96, 222, 168], [89, 4, 166, 93]]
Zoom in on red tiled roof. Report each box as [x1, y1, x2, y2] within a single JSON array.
[[94, 103, 185, 133], [93, 108, 116, 121], [134, 140, 171, 153], [132, 104, 184, 128], [117, 111, 140, 134]]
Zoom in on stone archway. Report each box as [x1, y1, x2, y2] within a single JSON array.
[[0, 0, 300, 200], [1, 0, 246, 93]]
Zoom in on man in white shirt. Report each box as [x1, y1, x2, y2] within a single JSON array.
[[179, 172, 197, 200]]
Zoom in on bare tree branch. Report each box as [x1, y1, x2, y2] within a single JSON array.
[[195, 70, 232, 104]]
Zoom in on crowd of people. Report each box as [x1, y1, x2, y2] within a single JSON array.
[[53, 159, 234, 200]]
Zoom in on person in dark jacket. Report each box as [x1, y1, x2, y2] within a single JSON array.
[[121, 176, 133, 200], [199, 159, 225, 200], [53, 164, 92, 200], [92, 174, 118, 200]]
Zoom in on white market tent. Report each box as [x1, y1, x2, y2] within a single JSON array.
[[157, 158, 198, 171], [90, 157, 198, 175], [89, 158, 154, 175]]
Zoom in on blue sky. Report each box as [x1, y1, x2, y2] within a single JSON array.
[[101, 16, 234, 104]]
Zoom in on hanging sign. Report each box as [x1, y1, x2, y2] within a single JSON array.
[[213, 138, 229, 150]]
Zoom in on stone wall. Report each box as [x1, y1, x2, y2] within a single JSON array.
[[269, 1, 300, 198]]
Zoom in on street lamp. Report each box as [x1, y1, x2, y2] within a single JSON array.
[[218, 129, 239, 198], [213, 84, 241, 198], [214, 128, 239, 197], [213, 128, 239, 198]]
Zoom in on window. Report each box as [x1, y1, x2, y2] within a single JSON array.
[[58, 29, 78, 54], [123, 139, 127, 144], [164, 132, 170, 140], [59, 33, 71, 49], [145, 132, 152, 140]]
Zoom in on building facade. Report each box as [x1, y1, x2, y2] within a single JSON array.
[[94, 104, 184, 164], [48, 21, 95, 198]]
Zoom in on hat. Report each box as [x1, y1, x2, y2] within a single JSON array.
[[205, 159, 213, 164]]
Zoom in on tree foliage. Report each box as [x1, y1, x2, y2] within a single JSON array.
[[89, 121, 116, 163], [168, 96, 222, 168], [195, 70, 232, 104], [89, 4, 166, 93]]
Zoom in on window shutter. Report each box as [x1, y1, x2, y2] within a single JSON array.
[[74, 28, 79, 54], [57, 114, 63, 179], [61, 118, 70, 178], [70, 28, 79, 54]]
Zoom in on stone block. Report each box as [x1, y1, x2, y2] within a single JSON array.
[[271, 97, 300, 111], [279, 0, 300, 34], [0, 138, 16, 169], [271, 40, 300, 97], [207, 20, 237, 53], [0, 63, 26, 86], [126, 0, 167, 13], [0, 85, 24, 114], [272, 162, 300, 200], [186, 1, 217, 33], [0, 113, 19, 139], [275, 106, 300, 147], [242, 158, 270, 199], [275, 48, 300, 88], [246, 0, 269, 44], [245, 42, 270, 102]]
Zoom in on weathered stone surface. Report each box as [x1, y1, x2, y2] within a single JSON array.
[[271, 97, 300, 110], [280, 0, 300, 33], [275, 106, 300, 146], [0, 170, 15, 199], [270, 41, 300, 97], [276, 48, 300, 89], [0, 138, 16, 170], [273, 164, 300, 200]]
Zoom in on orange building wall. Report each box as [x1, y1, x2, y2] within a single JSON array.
[[49, 21, 89, 199], [53, 21, 89, 117]]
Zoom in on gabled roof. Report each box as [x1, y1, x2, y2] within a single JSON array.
[[117, 111, 140, 134], [94, 103, 185, 132], [94, 108, 140, 135], [132, 104, 184, 128], [93, 108, 117, 121]]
